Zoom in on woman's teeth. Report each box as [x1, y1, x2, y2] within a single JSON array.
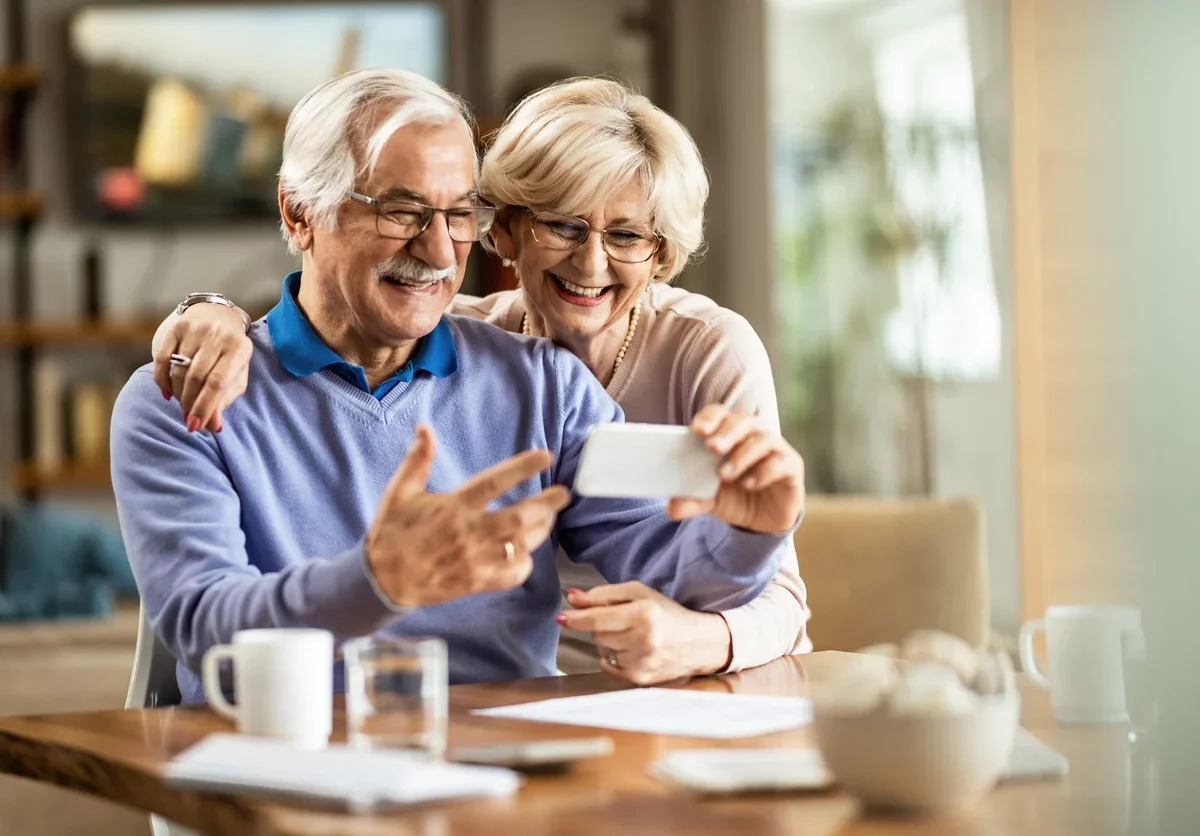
[[553, 275, 609, 298]]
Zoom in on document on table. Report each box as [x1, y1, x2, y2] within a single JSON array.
[[472, 688, 813, 739], [165, 734, 520, 810]]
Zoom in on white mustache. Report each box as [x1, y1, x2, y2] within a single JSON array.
[[374, 256, 457, 284]]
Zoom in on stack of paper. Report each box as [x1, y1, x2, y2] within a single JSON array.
[[646, 728, 1069, 795], [165, 734, 520, 810], [472, 688, 813, 739], [649, 748, 834, 793]]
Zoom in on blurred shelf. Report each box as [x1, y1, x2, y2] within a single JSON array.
[[0, 65, 38, 93], [0, 318, 160, 347], [13, 460, 112, 492], [0, 191, 42, 221], [0, 604, 139, 649]]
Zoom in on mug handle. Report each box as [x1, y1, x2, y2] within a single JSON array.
[[202, 644, 240, 723], [1018, 618, 1051, 689]]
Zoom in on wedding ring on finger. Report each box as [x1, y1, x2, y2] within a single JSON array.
[[603, 649, 620, 669], [504, 541, 515, 563], [169, 353, 193, 370]]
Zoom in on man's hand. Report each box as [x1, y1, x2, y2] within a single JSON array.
[[152, 304, 252, 433], [366, 425, 571, 608], [667, 406, 806, 534], [557, 582, 733, 685]]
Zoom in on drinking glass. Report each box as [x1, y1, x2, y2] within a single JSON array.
[[344, 635, 448, 759]]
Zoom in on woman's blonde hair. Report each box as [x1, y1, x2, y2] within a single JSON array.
[[480, 77, 708, 281]]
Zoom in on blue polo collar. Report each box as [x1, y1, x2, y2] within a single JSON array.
[[265, 271, 457, 399]]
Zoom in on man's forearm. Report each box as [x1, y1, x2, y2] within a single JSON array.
[[565, 503, 787, 613], [673, 519, 789, 611], [112, 370, 403, 673], [144, 540, 398, 672]]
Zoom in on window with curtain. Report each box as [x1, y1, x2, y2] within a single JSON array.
[[769, 0, 1000, 494], [872, 6, 1000, 381]]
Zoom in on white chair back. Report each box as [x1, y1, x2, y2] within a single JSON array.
[[124, 606, 181, 709], [124, 606, 191, 836]]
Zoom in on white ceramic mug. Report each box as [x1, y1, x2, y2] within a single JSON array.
[[1019, 605, 1142, 724], [201, 628, 333, 748]]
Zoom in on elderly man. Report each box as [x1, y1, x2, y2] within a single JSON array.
[[110, 69, 804, 701]]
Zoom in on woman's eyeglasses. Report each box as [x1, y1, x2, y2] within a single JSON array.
[[526, 209, 662, 264]]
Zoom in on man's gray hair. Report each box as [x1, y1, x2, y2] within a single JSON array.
[[278, 68, 474, 253]]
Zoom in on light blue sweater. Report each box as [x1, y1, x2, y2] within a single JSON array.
[[111, 285, 786, 702]]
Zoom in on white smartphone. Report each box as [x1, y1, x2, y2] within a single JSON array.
[[574, 422, 722, 500]]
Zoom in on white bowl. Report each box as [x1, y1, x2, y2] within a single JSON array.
[[812, 691, 1019, 812]]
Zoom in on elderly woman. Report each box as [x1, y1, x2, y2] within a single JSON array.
[[152, 77, 810, 684]]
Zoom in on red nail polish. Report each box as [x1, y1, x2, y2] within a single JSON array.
[[186, 416, 201, 433], [162, 388, 172, 401], [555, 614, 568, 626], [568, 588, 583, 596]]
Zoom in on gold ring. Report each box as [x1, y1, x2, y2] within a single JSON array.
[[504, 541, 515, 563]]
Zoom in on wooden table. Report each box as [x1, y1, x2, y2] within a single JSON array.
[[0, 652, 1140, 836]]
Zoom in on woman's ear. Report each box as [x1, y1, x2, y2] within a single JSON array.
[[490, 208, 520, 262], [650, 254, 667, 282], [278, 184, 314, 251]]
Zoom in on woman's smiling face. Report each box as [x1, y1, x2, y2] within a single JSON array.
[[502, 183, 661, 341]]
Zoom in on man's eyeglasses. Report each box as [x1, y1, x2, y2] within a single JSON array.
[[347, 192, 497, 243], [526, 209, 662, 264]]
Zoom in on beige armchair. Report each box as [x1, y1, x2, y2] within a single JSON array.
[[795, 496, 988, 652]]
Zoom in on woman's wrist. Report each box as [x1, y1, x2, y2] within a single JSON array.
[[175, 293, 251, 332], [686, 611, 734, 675]]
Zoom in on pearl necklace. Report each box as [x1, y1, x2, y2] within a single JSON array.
[[521, 304, 641, 383]]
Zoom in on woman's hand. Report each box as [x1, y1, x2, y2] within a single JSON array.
[[556, 582, 733, 685], [669, 405, 806, 534], [152, 304, 253, 432]]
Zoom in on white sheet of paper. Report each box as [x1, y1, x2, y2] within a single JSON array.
[[472, 689, 813, 739]]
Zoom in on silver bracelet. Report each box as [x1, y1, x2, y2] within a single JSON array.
[[174, 292, 252, 333]]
